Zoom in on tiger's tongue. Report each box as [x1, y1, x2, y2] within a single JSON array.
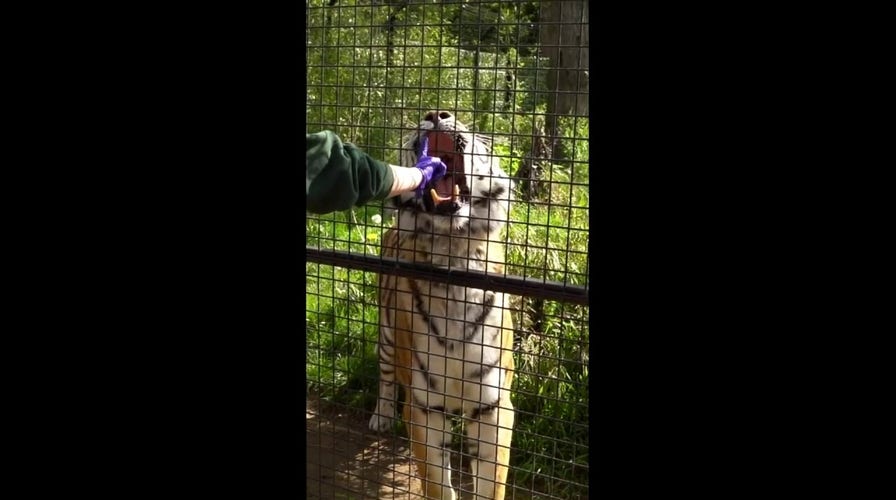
[[434, 176, 455, 197]]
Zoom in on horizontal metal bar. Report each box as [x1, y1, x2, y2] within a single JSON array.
[[305, 247, 590, 306]]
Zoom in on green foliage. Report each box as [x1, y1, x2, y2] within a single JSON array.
[[306, 1, 589, 496], [446, 0, 540, 57]]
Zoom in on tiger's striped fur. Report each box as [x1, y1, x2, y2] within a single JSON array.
[[369, 111, 515, 500]]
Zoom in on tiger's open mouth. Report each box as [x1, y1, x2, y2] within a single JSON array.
[[419, 130, 470, 215]]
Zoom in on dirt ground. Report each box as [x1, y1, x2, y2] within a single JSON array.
[[306, 394, 423, 499], [306, 395, 539, 499]]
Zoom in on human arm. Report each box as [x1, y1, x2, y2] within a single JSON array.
[[387, 164, 424, 198], [305, 130, 395, 214], [305, 130, 446, 214]]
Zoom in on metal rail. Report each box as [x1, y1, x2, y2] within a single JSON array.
[[305, 247, 590, 306]]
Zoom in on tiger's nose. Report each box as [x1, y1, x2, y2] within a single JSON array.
[[424, 110, 453, 126]]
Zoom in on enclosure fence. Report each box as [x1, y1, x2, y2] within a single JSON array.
[[306, 1, 589, 498]]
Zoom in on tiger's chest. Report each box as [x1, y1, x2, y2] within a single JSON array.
[[390, 231, 509, 400], [405, 280, 507, 380]]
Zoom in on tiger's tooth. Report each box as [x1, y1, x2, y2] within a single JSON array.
[[453, 184, 460, 200], [430, 187, 455, 204], [430, 188, 449, 203]]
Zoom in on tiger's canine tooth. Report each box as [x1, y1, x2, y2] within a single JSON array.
[[430, 188, 451, 204], [429, 185, 460, 205]]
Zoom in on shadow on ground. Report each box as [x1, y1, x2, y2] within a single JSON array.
[[307, 393, 543, 499], [306, 393, 423, 499]]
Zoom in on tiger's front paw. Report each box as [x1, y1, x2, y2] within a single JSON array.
[[368, 412, 394, 432]]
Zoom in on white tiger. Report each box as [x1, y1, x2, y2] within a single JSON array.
[[369, 110, 516, 500]]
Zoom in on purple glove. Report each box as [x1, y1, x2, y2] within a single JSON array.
[[414, 136, 448, 199]]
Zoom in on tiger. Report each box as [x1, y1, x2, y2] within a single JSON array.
[[369, 110, 516, 500]]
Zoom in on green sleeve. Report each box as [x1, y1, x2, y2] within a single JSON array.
[[305, 131, 395, 214]]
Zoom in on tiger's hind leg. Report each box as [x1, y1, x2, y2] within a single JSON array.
[[371, 263, 400, 432], [369, 332, 397, 432], [465, 316, 516, 500], [404, 399, 457, 500], [464, 398, 514, 500], [368, 370, 396, 432]]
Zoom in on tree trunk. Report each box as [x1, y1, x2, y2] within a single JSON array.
[[539, 1, 589, 161], [384, 1, 409, 67], [513, 117, 550, 202], [503, 54, 515, 112]]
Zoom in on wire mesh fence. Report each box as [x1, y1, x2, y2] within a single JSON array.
[[306, 1, 589, 498]]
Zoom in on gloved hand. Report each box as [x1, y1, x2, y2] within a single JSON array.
[[414, 135, 448, 199]]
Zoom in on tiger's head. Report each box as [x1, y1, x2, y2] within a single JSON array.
[[390, 110, 512, 237]]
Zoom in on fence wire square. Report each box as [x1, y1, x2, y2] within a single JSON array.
[[306, 1, 589, 498]]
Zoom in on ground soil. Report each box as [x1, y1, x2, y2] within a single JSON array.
[[306, 394, 422, 499], [306, 395, 539, 499]]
